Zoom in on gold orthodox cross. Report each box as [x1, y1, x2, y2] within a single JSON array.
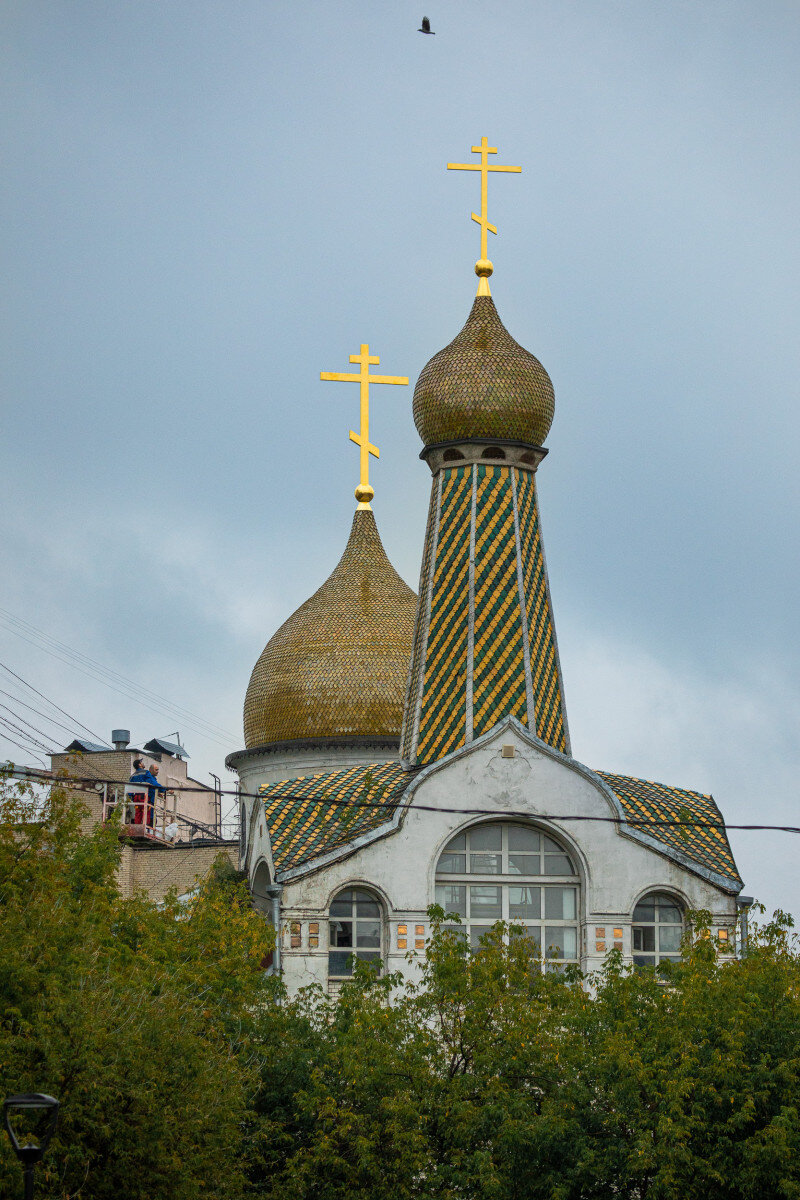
[[320, 344, 408, 510], [447, 136, 521, 295]]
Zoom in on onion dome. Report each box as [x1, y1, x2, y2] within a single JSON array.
[[413, 295, 555, 448], [244, 509, 417, 749]]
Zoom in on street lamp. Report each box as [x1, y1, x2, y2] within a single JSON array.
[[3, 1094, 59, 1200]]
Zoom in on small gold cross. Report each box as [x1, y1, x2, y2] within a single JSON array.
[[320, 344, 408, 509], [447, 136, 521, 295]]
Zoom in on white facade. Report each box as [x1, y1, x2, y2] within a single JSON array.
[[240, 718, 740, 995]]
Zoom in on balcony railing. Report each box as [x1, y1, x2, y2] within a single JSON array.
[[99, 783, 238, 845]]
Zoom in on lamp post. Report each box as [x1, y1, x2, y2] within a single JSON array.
[[3, 1094, 59, 1200]]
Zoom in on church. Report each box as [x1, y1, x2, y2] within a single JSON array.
[[227, 140, 745, 993]]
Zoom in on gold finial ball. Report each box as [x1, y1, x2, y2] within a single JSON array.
[[475, 258, 494, 278], [355, 483, 374, 504]]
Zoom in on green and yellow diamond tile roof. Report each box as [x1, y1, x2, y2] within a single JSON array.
[[260, 762, 413, 874], [472, 466, 528, 737], [415, 466, 472, 762], [260, 764, 739, 887], [598, 771, 742, 888], [516, 470, 567, 752], [404, 461, 568, 765]]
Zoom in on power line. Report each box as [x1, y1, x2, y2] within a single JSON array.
[[0, 661, 110, 745], [0, 686, 90, 743], [0, 714, 54, 756], [10, 767, 800, 836], [0, 702, 61, 749], [0, 608, 237, 745]]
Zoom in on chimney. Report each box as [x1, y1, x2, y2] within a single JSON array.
[[112, 729, 130, 751]]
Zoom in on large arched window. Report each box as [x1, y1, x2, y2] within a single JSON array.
[[435, 822, 580, 970], [328, 888, 383, 978], [632, 892, 683, 969]]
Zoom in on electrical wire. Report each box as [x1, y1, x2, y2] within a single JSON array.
[[0, 701, 65, 749], [7, 766, 800, 835], [0, 608, 237, 745], [0, 686, 93, 743], [0, 660, 110, 744]]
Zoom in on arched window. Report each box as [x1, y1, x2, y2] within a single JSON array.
[[328, 888, 383, 978], [632, 892, 683, 968], [435, 822, 580, 970]]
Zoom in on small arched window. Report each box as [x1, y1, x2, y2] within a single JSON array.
[[435, 822, 580, 970], [632, 892, 683, 968], [328, 888, 383, 977]]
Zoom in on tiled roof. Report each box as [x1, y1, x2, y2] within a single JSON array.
[[260, 762, 413, 874], [260, 763, 741, 889], [412, 296, 555, 448], [244, 509, 417, 748], [401, 463, 568, 765], [598, 771, 742, 889]]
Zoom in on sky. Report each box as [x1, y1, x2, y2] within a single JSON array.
[[2, 1, 799, 917]]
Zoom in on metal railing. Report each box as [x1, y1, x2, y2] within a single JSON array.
[[99, 783, 237, 845]]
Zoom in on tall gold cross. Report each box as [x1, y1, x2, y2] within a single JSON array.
[[447, 136, 521, 295], [320, 344, 408, 510]]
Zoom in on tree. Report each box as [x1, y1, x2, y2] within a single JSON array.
[[250, 910, 800, 1200], [0, 769, 272, 1200]]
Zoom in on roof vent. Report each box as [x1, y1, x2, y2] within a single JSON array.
[[112, 729, 130, 750]]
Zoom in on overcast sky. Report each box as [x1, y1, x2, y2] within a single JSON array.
[[2, 1, 799, 918]]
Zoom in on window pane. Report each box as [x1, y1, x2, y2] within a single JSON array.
[[632, 899, 655, 922], [544, 886, 576, 920], [436, 884, 466, 916], [658, 925, 681, 953], [508, 826, 540, 851], [443, 833, 466, 851], [355, 950, 382, 967], [470, 852, 501, 874], [437, 852, 466, 873], [470, 824, 502, 850], [508, 853, 538, 876], [545, 926, 577, 959], [517, 925, 541, 954], [542, 836, 563, 853], [632, 954, 653, 967], [355, 894, 380, 918], [328, 950, 353, 976], [657, 901, 681, 924], [633, 926, 655, 952], [469, 926, 493, 950], [329, 891, 353, 917], [470, 885, 502, 918], [509, 886, 540, 919], [356, 920, 381, 948], [330, 920, 352, 947], [544, 853, 573, 875]]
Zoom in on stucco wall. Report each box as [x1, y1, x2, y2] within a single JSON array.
[[250, 723, 740, 996]]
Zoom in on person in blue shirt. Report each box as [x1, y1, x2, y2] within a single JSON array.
[[130, 757, 166, 828]]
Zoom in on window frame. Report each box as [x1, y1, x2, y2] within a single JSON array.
[[631, 890, 684, 970], [434, 821, 581, 971], [327, 886, 384, 979]]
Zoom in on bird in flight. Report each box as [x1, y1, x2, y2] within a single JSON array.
[[418, 16, 435, 34]]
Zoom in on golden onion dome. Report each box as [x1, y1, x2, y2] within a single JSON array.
[[413, 295, 555, 448], [243, 509, 417, 749]]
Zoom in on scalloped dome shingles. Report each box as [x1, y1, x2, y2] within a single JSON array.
[[243, 509, 417, 748], [413, 295, 555, 448]]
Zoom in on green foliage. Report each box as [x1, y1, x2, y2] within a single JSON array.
[[0, 770, 272, 1200], [251, 908, 800, 1200], [2, 772, 799, 1200]]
